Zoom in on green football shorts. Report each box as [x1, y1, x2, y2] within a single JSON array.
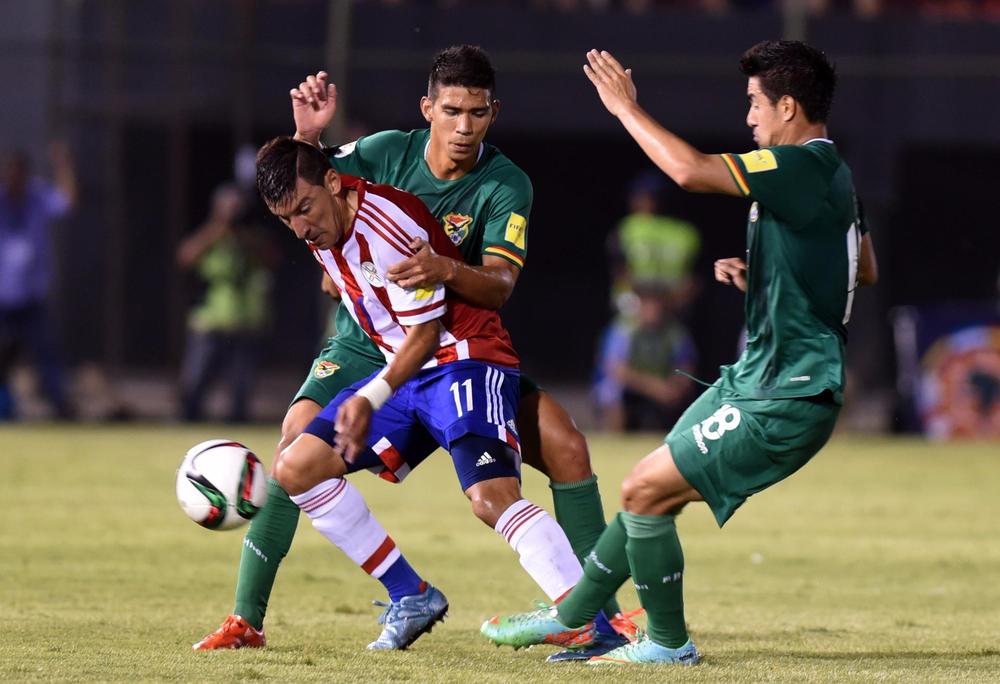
[[293, 338, 543, 410], [667, 383, 840, 527]]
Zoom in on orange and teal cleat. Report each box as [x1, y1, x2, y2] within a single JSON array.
[[480, 605, 595, 650]]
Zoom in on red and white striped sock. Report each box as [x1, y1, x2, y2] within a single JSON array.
[[290, 478, 401, 578], [494, 498, 583, 600]]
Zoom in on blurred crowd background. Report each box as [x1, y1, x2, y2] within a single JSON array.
[[2, 0, 999, 438]]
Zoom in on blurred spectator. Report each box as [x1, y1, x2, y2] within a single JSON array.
[[608, 169, 700, 311], [594, 286, 697, 431], [176, 180, 276, 423], [0, 143, 77, 420], [595, 171, 701, 431]]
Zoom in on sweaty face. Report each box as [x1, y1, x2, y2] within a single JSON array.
[[424, 86, 496, 164], [745, 77, 782, 149], [270, 175, 344, 250]]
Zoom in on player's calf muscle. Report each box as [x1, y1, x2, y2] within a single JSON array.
[[521, 392, 593, 483]]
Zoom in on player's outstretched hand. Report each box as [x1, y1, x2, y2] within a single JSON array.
[[583, 49, 638, 118], [387, 238, 457, 289], [714, 257, 748, 292], [333, 395, 372, 462], [291, 71, 337, 147]]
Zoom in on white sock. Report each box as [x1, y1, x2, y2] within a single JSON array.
[[494, 499, 583, 600], [290, 478, 400, 577]]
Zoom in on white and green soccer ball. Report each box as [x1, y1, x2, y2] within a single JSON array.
[[176, 440, 267, 530]]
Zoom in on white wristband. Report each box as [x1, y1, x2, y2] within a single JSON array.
[[356, 377, 392, 411]]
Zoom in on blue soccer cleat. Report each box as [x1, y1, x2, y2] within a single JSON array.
[[588, 634, 700, 665], [367, 584, 449, 650]]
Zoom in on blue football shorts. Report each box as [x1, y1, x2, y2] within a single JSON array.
[[304, 359, 521, 490]]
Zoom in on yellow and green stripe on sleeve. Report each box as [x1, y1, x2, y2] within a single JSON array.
[[721, 153, 750, 196], [483, 245, 525, 268]]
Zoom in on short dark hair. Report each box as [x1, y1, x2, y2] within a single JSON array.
[[428, 45, 496, 99], [739, 40, 837, 123], [255, 136, 330, 208]]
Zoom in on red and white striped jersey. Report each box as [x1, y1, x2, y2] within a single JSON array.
[[311, 175, 519, 370]]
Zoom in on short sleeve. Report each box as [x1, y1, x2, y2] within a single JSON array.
[[481, 168, 533, 269], [385, 278, 447, 327], [325, 130, 406, 182], [720, 146, 828, 225]]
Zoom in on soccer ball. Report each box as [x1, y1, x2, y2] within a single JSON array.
[[176, 440, 268, 530]]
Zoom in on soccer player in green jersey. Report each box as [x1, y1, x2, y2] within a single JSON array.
[[195, 46, 633, 657], [481, 41, 878, 665]]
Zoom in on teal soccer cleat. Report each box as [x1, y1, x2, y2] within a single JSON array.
[[480, 605, 595, 650], [367, 584, 449, 650], [588, 634, 700, 665]]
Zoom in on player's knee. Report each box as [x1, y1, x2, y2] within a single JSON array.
[[620, 471, 659, 514], [273, 444, 310, 496], [467, 479, 521, 528], [277, 400, 321, 453]]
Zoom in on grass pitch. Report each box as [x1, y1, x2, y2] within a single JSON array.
[[1, 426, 999, 682]]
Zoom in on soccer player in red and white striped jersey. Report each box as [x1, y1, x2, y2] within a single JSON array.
[[254, 136, 584, 650], [309, 175, 519, 373]]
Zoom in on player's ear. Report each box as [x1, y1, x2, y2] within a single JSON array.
[[419, 95, 433, 123], [780, 95, 796, 123], [324, 168, 341, 194], [490, 98, 500, 126]]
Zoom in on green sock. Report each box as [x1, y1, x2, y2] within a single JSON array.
[[621, 512, 689, 648], [556, 513, 631, 628], [233, 479, 300, 629], [550, 476, 622, 617]]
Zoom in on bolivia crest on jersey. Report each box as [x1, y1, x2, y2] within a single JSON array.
[[314, 360, 340, 379], [442, 213, 473, 246]]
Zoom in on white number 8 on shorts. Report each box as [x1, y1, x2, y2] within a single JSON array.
[[691, 403, 742, 454]]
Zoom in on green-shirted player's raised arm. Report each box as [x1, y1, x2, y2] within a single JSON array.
[[584, 50, 743, 197]]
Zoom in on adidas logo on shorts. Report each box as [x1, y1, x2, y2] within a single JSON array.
[[475, 452, 496, 467]]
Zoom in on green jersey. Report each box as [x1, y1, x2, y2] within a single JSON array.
[[323, 129, 533, 362], [720, 139, 862, 404]]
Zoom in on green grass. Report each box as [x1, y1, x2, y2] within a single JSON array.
[[1, 426, 999, 682]]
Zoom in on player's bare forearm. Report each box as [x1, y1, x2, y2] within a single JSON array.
[[616, 103, 741, 196], [445, 257, 519, 310], [388, 243, 519, 309], [858, 233, 878, 286], [381, 320, 441, 391]]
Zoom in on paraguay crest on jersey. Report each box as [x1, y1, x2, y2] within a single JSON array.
[[442, 213, 473, 246]]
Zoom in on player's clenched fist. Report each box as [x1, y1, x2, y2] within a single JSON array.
[[333, 395, 372, 462], [291, 70, 338, 147], [714, 257, 748, 292]]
